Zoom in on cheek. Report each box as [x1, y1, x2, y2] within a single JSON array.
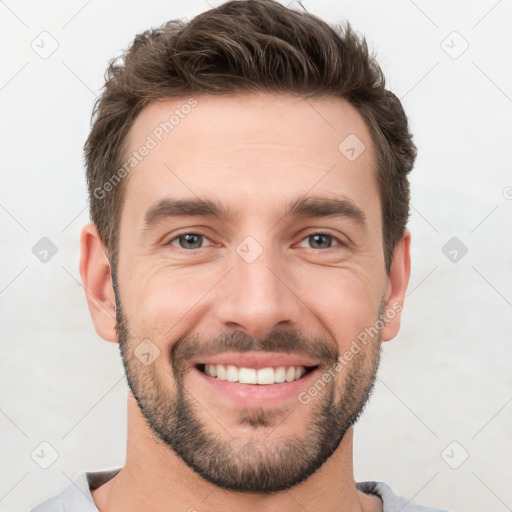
[[295, 265, 383, 350], [121, 263, 219, 345]]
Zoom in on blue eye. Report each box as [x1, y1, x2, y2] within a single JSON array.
[[169, 233, 210, 249], [308, 234, 335, 249], [167, 232, 342, 251], [297, 233, 341, 250]]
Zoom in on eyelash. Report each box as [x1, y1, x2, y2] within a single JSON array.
[[166, 230, 346, 251]]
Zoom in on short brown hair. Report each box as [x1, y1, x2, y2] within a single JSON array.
[[84, 0, 416, 274]]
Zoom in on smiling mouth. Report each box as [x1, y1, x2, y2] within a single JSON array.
[[195, 364, 319, 385]]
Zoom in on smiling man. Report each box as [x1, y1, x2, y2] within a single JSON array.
[[32, 1, 452, 511]]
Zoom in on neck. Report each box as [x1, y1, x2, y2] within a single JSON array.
[[92, 394, 381, 512]]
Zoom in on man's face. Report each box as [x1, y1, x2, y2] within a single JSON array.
[[113, 93, 392, 493]]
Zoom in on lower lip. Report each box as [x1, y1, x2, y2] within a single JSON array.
[[190, 366, 321, 407]]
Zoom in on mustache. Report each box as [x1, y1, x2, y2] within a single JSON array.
[[170, 329, 339, 369]]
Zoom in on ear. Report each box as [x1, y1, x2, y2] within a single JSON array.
[[79, 223, 118, 343], [380, 229, 411, 342]]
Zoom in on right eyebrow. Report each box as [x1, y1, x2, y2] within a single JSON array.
[[141, 197, 233, 231]]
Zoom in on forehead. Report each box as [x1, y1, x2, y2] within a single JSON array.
[[120, 93, 379, 228]]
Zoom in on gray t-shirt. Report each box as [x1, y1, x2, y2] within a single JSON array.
[[31, 468, 452, 512]]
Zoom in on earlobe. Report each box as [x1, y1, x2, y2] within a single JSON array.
[[79, 223, 118, 343], [381, 229, 411, 342]]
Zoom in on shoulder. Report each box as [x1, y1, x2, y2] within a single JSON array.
[[357, 481, 455, 512], [30, 469, 121, 512]]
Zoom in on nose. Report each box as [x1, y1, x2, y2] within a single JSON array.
[[213, 241, 303, 340]]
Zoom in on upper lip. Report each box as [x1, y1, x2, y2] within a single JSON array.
[[191, 352, 320, 370]]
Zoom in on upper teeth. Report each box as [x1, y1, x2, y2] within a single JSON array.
[[203, 364, 306, 384]]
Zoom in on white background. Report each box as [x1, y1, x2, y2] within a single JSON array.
[[1, 1, 511, 511]]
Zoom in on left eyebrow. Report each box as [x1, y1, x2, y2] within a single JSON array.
[[284, 195, 367, 228]]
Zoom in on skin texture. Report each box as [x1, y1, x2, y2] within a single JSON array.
[[79, 93, 411, 512]]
